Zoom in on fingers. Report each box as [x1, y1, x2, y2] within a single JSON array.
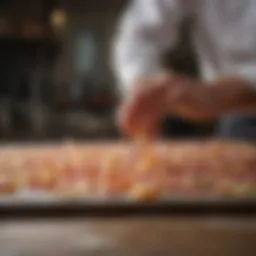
[[117, 77, 170, 139], [117, 98, 162, 139]]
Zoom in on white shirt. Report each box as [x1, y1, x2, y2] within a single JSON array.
[[113, 0, 256, 94]]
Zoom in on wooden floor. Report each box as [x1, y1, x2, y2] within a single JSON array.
[[0, 217, 256, 256]]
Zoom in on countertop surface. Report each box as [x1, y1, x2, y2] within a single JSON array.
[[0, 217, 256, 256]]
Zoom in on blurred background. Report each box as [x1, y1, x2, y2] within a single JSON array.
[[0, 0, 214, 142]]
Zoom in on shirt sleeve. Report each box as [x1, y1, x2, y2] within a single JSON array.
[[112, 0, 186, 95]]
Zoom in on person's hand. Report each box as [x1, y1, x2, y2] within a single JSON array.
[[117, 73, 174, 139], [117, 73, 219, 138], [117, 73, 207, 139], [117, 74, 254, 139], [168, 77, 219, 121]]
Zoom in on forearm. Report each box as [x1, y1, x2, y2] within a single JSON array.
[[164, 75, 256, 122], [209, 77, 256, 116]]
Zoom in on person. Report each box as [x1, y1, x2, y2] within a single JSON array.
[[113, 0, 256, 140]]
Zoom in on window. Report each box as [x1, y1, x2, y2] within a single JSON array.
[[74, 31, 98, 75]]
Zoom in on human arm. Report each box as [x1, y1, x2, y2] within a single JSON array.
[[168, 76, 256, 120]]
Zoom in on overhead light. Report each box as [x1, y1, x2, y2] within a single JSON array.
[[50, 9, 67, 30]]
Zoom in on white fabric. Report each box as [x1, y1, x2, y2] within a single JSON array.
[[113, 0, 256, 94]]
